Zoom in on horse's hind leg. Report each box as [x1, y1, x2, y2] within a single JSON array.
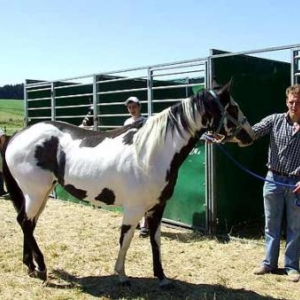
[[18, 213, 47, 281], [17, 188, 53, 281], [147, 203, 171, 287], [22, 229, 35, 274]]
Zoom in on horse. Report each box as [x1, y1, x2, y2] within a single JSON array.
[[2, 80, 254, 288]]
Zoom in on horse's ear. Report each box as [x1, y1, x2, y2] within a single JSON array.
[[212, 77, 222, 90], [216, 78, 233, 95]]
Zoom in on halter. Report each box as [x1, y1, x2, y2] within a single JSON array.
[[208, 90, 248, 142]]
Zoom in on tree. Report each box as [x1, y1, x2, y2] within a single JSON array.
[[0, 84, 24, 99]]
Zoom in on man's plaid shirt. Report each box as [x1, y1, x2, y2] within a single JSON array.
[[252, 113, 300, 176]]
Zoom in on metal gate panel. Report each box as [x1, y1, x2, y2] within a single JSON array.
[[24, 59, 208, 230]]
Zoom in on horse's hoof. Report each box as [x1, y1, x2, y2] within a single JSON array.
[[29, 268, 47, 282]]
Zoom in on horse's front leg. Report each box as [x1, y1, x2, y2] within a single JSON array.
[[114, 223, 136, 285], [148, 204, 172, 288]]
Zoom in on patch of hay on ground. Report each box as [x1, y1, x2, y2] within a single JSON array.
[[0, 197, 299, 300]]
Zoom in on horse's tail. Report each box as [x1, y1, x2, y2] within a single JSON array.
[[1, 136, 25, 213]]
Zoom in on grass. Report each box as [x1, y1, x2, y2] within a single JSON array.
[[0, 198, 298, 300], [0, 99, 24, 135]]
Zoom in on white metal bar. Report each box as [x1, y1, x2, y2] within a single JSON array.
[[27, 97, 51, 101], [147, 68, 153, 116], [97, 75, 147, 84], [54, 93, 93, 100], [97, 87, 147, 95], [25, 81, 51, 88], [93, 75, 98, 131], [55, 115, 90, 119], [54, 82, 92, 90], [55, 104, 92, 109], [151, 82, 203, 91], [51, 82, 56, 121], [94, 113, 130, 117], [27, 86, 51, 92], [24, 81, 29, 126], [151, 61, 206, 72], [98, 125, 122, 129], [152, 99, 181, 103], [28, 116, 51, 120], [27, 107, 51, 111], [98, 102, 124, 106], [152, 69, 205, 78]]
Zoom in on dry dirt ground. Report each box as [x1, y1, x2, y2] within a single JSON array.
[[0, 197, 299, 300]]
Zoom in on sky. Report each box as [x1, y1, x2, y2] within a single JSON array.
[[1, 0, 300, 86]]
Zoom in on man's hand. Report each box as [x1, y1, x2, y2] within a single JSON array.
[[293, 181, 300, 194]]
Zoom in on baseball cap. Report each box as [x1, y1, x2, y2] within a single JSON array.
[[125, 96, 140, 106]]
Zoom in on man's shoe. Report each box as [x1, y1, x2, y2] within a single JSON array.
[[139, 227, 149, 238], [253, 266, 272, 275], [0, 190, 8, 197], [287, 270, 300, 282]]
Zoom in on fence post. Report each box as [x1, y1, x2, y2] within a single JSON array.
[[147, 68, 153, 117], [51, 82, 56, 121], [93, 75, 98, 131]]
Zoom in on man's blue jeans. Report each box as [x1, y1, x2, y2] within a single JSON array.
[[263, 171, 300, 272]]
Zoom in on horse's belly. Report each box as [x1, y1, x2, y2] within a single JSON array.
[[63, 171, 166, 209]]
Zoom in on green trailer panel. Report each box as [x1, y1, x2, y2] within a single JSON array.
[[163, 142, 206, 228], [211, 50, 290, 232]]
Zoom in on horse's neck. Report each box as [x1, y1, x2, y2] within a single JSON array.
[[143, 128, 201, 177], [166, 130, 200, 164]]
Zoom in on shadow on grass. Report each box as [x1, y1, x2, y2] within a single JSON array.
[[161, 217, 266, 243], [48, 269, 281, 300]]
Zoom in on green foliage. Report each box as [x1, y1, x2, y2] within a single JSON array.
[[0, 84, 23, 99], [0, 99, 24, 135]]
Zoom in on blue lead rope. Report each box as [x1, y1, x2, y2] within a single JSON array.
[[202, 133, 296, 189]]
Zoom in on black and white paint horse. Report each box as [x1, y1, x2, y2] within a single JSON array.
[[2, 81, 254, 287]]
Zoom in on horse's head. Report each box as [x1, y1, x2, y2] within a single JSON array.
[[206, 80, 254, 147]]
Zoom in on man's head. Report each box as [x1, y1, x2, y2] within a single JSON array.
[[125, 96, 141, 118], [286, 84, 300, 122]]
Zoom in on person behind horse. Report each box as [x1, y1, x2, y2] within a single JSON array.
[[124, 96, 148, 237], [0, 127, 8, 197], [80, 104, 94, 128], [252, 84, 300, 282]]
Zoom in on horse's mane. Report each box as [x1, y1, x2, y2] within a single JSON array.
[[134, 91, 205, 170]]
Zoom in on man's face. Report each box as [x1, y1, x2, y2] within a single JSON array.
[[286, 93, 300, 120], [126, 102, 141, 117]]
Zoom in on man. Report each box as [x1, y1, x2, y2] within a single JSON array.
[[0, 127, 7, 196], [124, 96, 148, 237], [253, 84, 300, 282], [124, 96, 146, 125]]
